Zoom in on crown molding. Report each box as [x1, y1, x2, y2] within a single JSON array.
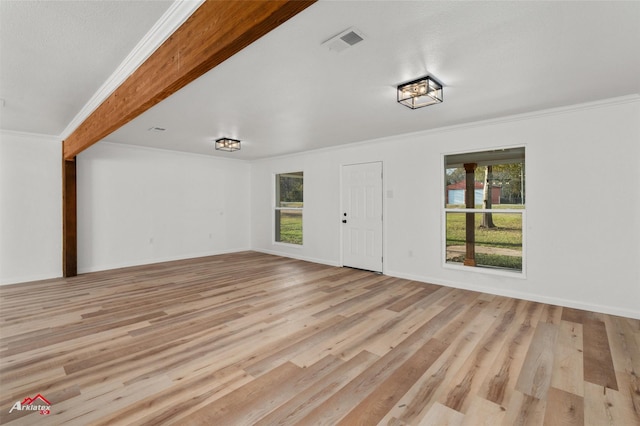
[[1, 128, 61, 142], [427, 93, 640, 135], [94, 140, 252, 164], [374, 93, 640, 146], [59, 0, 205, 141], [253, 94, 640, 162]]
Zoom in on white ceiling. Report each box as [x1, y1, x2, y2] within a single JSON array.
[[0, 0, 174, 135], [2, 1, 639, 160]]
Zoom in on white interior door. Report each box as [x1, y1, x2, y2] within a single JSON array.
[[341, 162, 383, 272]]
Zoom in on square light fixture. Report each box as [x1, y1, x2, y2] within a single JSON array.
[[397, 76, 443, 109], [214, 137, 241, 152]]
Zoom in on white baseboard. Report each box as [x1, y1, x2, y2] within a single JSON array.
[[0, 272, 62, 286], [252, 248, 341, 268], [385, 269, 640, 320], [78, 248, 251, 274]]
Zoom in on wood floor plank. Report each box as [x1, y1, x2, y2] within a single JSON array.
[[583, 379, 638, 426], [461, 396, 506, 426], [336, 337, 447, 425], [49, 375, 171, 425], [295, 303, 468, 424], [364, 303, 445, 357], [539, 303, 563, 325], [419, 402, 465, 425], [479, 301, 543, 407], [0, 252, 638, 425], [387, 287, 439, 312], [243, 313, 367, 377], [551, 320, 584, 396], [178, 360, 316, 425], [310, 276, 403, 319], [515, 321, 558, 399], [378, 302, 495, 424], [561, 307, 597, 324], [503, 391, 547, 426], [63, 310, 243, 375], [542, 387, 584, 426], [121, 365, 252, 426], [289, 306, 395, 367], [2, 310, 167, 357], [442, 298, 526, 413], [603, 314, 640, 424], [583, 319, 619, 390], [253, 350, 379, 425]]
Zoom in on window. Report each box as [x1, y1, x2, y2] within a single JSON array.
[[444, 147, 525, 273], [275, 171, 303, 245]]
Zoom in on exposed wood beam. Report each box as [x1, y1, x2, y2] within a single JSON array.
[[62, 157, 77, 277], [62, 0, 316, 159], [61, 0, 316, 277]]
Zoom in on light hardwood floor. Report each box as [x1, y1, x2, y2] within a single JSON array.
[[1, 252, 638, 425]]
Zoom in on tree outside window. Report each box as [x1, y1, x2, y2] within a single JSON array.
[[444, 148, 525, 272], [275, 172, 303, 245]]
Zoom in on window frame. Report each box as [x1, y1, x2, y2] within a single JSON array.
[[273, 171, 304, 247], [441, 147, 526, 278]]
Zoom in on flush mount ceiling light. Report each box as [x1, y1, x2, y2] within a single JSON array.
[[397, 76, 443, 109], [214, 137, 241, 152]]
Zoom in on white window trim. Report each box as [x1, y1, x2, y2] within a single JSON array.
[[273, 171, 304, 247], [441, 146, 527, 278]]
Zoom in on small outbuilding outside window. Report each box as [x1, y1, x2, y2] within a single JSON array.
[[444, 147, 525, 273]]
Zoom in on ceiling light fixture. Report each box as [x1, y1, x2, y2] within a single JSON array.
[[397, 76, 443, 109], [215, 137, 241, 152]]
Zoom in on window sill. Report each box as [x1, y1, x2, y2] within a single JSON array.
[[443, 261, 527, 279], [273, 242, 304, 249]]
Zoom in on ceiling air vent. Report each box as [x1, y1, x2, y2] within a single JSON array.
[[323, 28, 365, 53]]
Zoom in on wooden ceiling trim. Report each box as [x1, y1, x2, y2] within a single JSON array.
[[62, 0, 316, 160]]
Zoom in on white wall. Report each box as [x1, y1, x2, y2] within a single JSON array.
[[76, 142, 251, 273], [2, 97, 638, 319], [0, 131, 62, 284], [251, 97, 640, 319]]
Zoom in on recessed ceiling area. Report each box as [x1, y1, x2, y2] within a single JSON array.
[[2, 1, 639, 161]]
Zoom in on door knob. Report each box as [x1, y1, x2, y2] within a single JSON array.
[[342, 220, 347, 223]]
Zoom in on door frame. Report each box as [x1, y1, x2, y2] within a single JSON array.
[[340, 161, 384, 273]]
